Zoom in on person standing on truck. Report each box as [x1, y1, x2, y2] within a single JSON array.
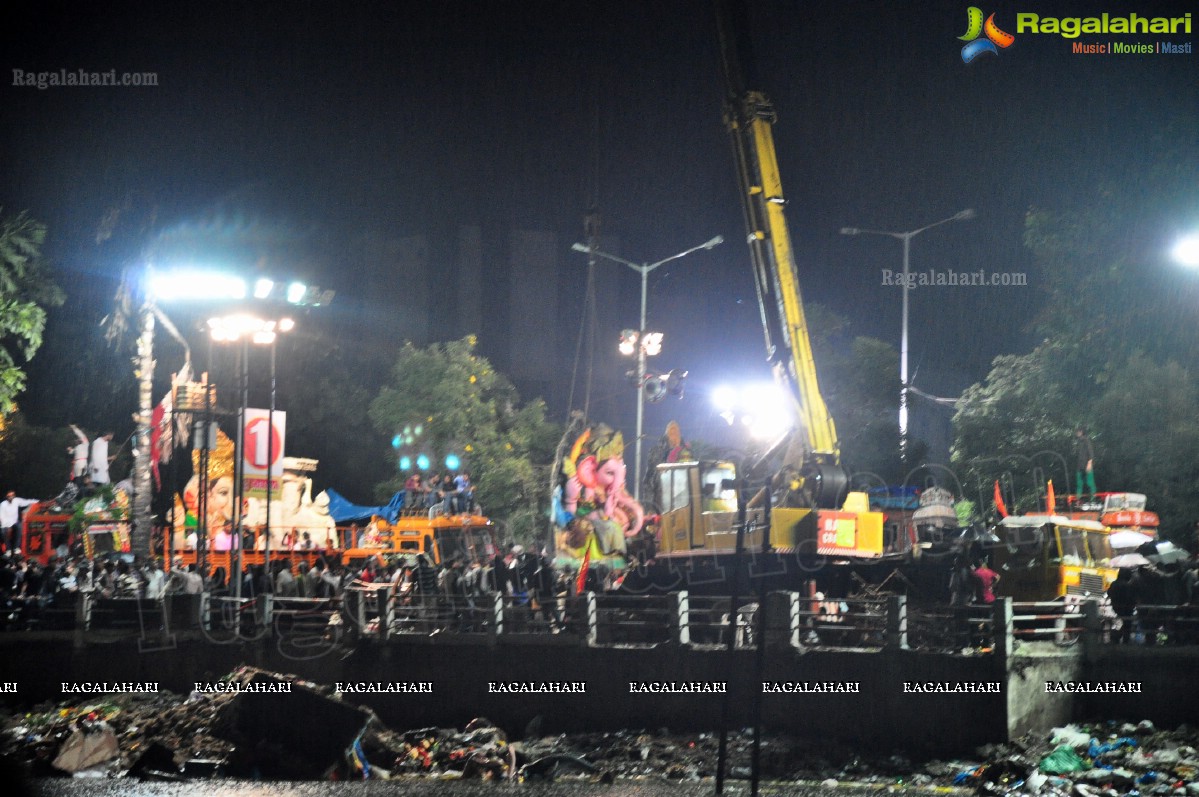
[[1074, 426, 1097, 500], [90, 431, 114, 485], [68, 425, 89, 479], [1, 491, 37, 553]]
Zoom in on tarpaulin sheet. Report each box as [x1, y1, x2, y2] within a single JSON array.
[[322, 489, 406, 523]]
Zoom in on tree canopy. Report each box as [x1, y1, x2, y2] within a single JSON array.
[[805, 302, 915, 485], [369, 336, 560, 543], [0, 211, 64, 415], [952, 163, 1199, 541]]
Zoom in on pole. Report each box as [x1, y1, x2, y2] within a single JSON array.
[[899, 233, 911, 464], [132, 300, 155, 558], [569, 237, 722, 502], [233, 340, 247, 600], [634, 264, 649, 501], [841, 210, 973, 466], [198, 359, 211, 575], [265, 340, 275, 591], [716, 466, 750, 793]]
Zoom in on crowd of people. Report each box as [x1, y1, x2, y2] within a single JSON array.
[[0, 550, 182, 629], [339, 543, 620, 634], [403, 470, 476, 515]]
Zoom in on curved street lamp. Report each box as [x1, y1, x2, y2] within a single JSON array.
[[840, 209, 975, 462], [570, 235, 724, 500]]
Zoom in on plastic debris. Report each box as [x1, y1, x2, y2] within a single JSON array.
[[1040, 745, 1092, 774], [1052, 725, 1095, 750], [2, 674, 1197, 789]]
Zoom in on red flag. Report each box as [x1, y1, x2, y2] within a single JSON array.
[[575, 546, 591, 594], [993, 480, 1009, 518], [1046, 480, 1056, 514]]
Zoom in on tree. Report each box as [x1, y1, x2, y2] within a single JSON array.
[[952, 159, 1199, 539], [369, 336, 560, 542], [1091, 352, 1199, 533], [0, 412, 75, 498], [0, 211, 64, 415], [805, 303, 913, 484], [951, 342, 1082, 517]]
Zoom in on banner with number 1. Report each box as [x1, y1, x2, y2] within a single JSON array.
[[243, 409, 286, 501]]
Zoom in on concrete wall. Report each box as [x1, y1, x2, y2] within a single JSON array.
[[2, 635, 1006, 758], [1077, 647, 1199, 728], [1005, 652, 1083, 737]]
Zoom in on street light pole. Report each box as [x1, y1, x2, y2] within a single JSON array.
[[636, 263, 650, 499], [234, 337, 248, 600], [265, 338, 275, 589], [208, 314, 294, 599], [571, 235, 724, 500], [840, 209, 974, 462]]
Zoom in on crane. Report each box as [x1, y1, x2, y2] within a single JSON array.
[[715, 0, 846, 509]]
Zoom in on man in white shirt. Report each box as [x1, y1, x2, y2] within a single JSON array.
[[1, 490, 38, 552], [68, 425, 89, 479], [90, 431, 114, 485], [143, 560, 166, 600]]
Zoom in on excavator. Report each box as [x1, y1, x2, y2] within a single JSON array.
[[639, 0, 886, 586]]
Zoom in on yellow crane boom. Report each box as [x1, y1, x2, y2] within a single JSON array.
[[717, 0, 844, 506]]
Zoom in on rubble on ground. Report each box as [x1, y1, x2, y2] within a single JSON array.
[[2, 666, 1197, 792], [935, 721, 1199, 796]]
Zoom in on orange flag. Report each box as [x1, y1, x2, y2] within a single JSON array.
[[993, 480, 1009, 518], [575, 546, 591, 594]]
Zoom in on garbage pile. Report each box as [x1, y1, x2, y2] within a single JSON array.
[[923, 721, 1199, 796], [1, 686, 237, 779], [3, 668, 1198, 791]]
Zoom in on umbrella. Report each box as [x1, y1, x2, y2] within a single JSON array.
[[1108, 530, 1154, 550], [1146, 541, 1190, 566], [1108, 553, 1150, 568]]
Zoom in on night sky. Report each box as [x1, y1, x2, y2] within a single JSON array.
[[3, 0, 1196, 473]]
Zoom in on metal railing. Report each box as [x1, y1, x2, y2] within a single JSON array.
[[1011, 600, 1086, 646], [908, 604, 995, 652], [16, 586, 1199, 654]]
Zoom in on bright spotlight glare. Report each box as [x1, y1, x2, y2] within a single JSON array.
[[278, 317, 296, 332], [151, 271, 247, 301], [712, 384, 737, 412], [618, 329, 638, 357], [254, 278, 274, 299], [286, 282, 307, 303], [743, 383, 792, 441], [1173, 234, 1199, 267], [642, 331, 664, 356]]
